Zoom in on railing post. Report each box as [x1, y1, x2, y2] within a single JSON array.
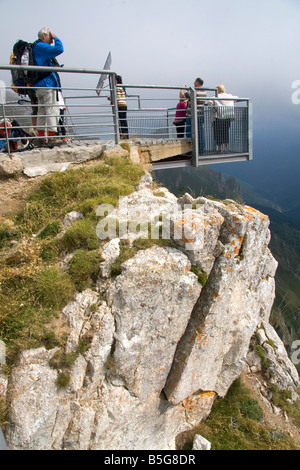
[[248, 99, 253, 160], [0, 81, 10, 156], [109, 74, 120, 145], [190, 88, 199, 167]]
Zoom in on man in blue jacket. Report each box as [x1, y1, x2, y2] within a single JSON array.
[[33, 27, 64, 145]]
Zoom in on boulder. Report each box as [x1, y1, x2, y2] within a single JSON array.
[[0, 156, 23, 177]]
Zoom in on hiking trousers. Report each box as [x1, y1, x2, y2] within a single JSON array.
[[36, 88, 60, 134]]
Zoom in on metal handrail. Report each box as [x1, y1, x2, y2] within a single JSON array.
[[0, 64, 252, 165]]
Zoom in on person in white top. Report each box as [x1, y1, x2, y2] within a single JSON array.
[[212, 84, 238, 153]]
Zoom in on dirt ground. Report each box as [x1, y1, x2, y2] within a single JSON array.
[[0, 174, 44, 219]]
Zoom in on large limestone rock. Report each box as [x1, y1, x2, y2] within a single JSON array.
[[164, 201, 278, 402], [5, 248, 202, 450], [106, 246, 201, 399], [4, 173, 299, 450]]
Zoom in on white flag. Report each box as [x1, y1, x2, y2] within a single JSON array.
[[96, 52, 112, 96]]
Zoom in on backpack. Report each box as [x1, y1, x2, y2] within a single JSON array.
[[10, 40, 52, 95], [0, 118, 34, 152]]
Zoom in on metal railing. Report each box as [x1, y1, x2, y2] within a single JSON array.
[[0, 64, 252, 166]]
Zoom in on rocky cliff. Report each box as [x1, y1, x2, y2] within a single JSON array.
[[4, 173, 300, 450]]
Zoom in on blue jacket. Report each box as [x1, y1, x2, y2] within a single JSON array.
[[33, 37, 64, 88]]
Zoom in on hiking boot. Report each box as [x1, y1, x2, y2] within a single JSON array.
[[35, 137, 48, 147], [48, 138, 65, 147], [35, 131, 47, 147]]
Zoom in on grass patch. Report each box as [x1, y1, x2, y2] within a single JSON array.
[[110, 239, 136, 277], [68, 249, 102, 291], [56, 372, 71, 389], [0, 267, 74, 363], [270, 385, 300, 427], [249, 339, 271, 372], [38, 220, 61, 239], [190, 265, 207, 286], [0, 156, 145, 364], [49, 350, 79, 389], [34, 267, 75, 310], [61, 218, 101, 252], [14, 156, 144, 236], [153, 190, 166, 198], [188, 379, 297, 450]]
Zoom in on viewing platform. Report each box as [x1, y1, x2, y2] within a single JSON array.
[[0, 64, 253, 175]]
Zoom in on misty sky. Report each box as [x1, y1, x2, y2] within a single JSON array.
[[1, 0, 299, 100], [1, 0, 300, 203]]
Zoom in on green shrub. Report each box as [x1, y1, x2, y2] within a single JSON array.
[[61, 218, 100, 252], [240, 399, 264, 422], [56, 372, 71, 389], [38, 220, 61, 239], [0, 397, 8, 431], [34, 267, 75, 310], [190, 265, 208, 286], [68, 249, 102, 291], [49, 350, 79, 370], [39, 239, 60, 261]]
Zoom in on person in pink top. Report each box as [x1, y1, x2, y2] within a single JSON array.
[[173, 93, 187, 138]]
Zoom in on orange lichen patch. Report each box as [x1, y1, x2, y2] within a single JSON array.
[[225, 253, 232, 259], [199, 391, 215, 400], [231, 235, 245, 256], [244, 205, 267, 222], [228, 268, 231, 272], [233, 245, 240, 255], [174, 217, 204, 245], [182, 391, 216, 414], [195, 324, 208, 347], [232, 215, 242, 226], [213, 291, 219, 298], [175, 217, 203, 229], [183, 265, 190, 273], [209, 214, 224, 224]]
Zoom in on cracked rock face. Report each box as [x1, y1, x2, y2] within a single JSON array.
[[5, 176, 299, 450], [107, 246, 201, 400]]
